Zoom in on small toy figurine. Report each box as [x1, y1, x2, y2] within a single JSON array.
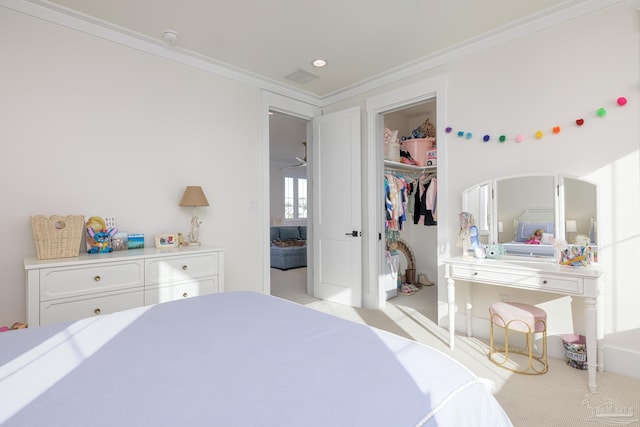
[[526, 228, 544, 245], [86, 216, 117, 253], [87, 227, 118, 253]]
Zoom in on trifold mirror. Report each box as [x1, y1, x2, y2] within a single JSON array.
[[462, 174, 597, 259]]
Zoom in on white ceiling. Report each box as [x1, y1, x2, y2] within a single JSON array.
[[21, 0, 611, 99]]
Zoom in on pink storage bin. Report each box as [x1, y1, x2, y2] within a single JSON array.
[[402, 137, 435, 166]]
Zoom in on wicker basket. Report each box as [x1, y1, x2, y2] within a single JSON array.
[[30, 215, 85, 260]]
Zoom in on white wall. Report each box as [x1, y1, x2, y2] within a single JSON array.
[[2, 1, 638, 375], [0, 8, 266, 325], [443, 2, 639, 341], [324, 1, 639, 370]]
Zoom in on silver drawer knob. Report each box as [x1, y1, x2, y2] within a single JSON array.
[[182, 292, 188, 298], [472, 272, 478, 276], [94, 308, 101, 315], [94, 275, 101, 282], [543, 280, 548, 284], [182, 265, 188, 271]]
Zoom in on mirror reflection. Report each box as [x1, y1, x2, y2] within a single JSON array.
[[462, 174, 597, 259], [461, 181, 491, 244], [497, 175, 556, 257], [563, 177, 597, 244]]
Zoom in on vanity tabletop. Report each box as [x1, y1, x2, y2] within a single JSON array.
[[444, 255, 602, 278]]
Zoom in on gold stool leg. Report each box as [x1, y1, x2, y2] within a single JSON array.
[[488, 314, 548, 375]]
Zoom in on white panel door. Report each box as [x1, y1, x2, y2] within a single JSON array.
[[312, 107, 362, 307]]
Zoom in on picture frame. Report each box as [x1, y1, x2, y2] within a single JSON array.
[[155, 234, 178, 248]]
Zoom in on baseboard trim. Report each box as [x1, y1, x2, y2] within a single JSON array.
[[602, 343, 640, 380], [461, 314, 640, 380]]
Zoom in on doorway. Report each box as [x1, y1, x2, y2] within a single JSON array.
[[382, 101, 438, 323], [364, 75, 449, 327], [268, 111, 311, 300]]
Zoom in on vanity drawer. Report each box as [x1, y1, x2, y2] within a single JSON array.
[[451, 265, 584, 294], [40, 289, 144, 326], [40, 261, 144, 301], [146, 253, 218, 285], [144, 277, 219, 305]]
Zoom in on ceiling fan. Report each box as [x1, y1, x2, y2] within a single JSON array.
[[282, 141, 307, 169]]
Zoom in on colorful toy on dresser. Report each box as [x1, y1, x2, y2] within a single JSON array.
[[560, 245, 595, 266], [86, 216, 117, 253]]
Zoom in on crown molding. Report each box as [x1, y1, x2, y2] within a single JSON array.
[[320, 0, 626, 105], [1, 0, 628, 108]]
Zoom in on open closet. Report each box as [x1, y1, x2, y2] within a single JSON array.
[[382, 100, 438, 322]]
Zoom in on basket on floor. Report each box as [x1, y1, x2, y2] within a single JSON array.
[[562, 334, 588, 370], [30, 215, 85, 260]]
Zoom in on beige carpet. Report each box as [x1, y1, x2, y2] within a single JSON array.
[[271, 268, 640, 427]]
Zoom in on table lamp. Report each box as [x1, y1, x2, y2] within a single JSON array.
[[179, 186, 209, 245], [566, 219, 577, 244]]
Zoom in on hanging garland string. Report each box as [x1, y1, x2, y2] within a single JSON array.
[[446, 96, 628, 144]]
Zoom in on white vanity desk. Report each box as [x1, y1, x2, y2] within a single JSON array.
[[443, 255, 603, 392]]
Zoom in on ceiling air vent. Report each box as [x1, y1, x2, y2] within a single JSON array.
[[285, 69, 319, 84]]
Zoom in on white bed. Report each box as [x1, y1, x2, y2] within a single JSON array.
[[0, 292, 512, 426], [502, 208, 556, 257]]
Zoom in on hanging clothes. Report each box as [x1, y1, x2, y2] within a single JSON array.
[[413, 175, 437, 226], [384, 173, 411, 232]]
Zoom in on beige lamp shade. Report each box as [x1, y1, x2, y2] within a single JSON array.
[[179, 186, 210, 207], [566, 220, 577, 233]]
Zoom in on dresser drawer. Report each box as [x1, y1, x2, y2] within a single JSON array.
[[146, 253, 218, 285], [40, 261, 144, 301], [450, 265, 584, 294], [144, 277, 218, 305], [40, 289, 144, 326]]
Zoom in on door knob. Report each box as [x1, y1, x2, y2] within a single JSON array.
[[345, 231, 360, 237]]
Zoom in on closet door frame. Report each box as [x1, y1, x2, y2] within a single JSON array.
[[364, 76, 449, 319]]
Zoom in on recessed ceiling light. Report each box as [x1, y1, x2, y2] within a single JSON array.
[[312, 59, 327, 68]]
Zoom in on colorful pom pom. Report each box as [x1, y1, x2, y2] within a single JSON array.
[[597, 108, 607, 117], [552, 126, 561, 134], [445, 127, 452, 133], [576, 118, 584, 126], [535, 130, 543, 139], [457, 131, 464, 137], [499, 135, 506, 143], [483, 135, 490, 142], [465, 132, 472, 139], [617, 97, 627, 106], [515, 134, 523, 143]]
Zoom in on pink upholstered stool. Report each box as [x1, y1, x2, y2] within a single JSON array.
[[489, 302, 548, 375]]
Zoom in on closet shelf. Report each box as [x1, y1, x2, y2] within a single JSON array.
[[384, 160, 436, 174]]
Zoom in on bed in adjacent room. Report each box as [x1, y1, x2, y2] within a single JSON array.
[[0, 291, 512, 426]]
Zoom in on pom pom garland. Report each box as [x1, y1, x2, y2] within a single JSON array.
[[445, 94, 627, 144]]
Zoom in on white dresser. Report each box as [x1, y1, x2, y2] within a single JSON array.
[[24, 246, 224, 326]]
